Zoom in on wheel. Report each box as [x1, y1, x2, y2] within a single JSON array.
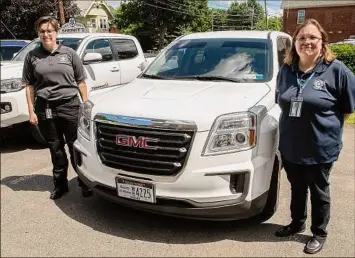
[[30, 124, 47, 145], [255, 151, 282, 222]]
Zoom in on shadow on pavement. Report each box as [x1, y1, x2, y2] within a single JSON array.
[[0, 124, 45, 153], [1, 174, 310, 245]]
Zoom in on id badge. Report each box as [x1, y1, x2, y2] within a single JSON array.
[[289, 96, 303, 117], [45, 107, 53, 119]]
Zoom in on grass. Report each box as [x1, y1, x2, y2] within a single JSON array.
[[345, 113, 355, 124]]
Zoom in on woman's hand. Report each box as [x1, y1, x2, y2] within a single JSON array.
[[29, 112, 38, 125]]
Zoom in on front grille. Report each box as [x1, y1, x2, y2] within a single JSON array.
[[96, 121, 195, 176]]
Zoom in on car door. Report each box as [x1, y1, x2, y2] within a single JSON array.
[[82, 38, 121, 89], [111, 38, 145, 84]]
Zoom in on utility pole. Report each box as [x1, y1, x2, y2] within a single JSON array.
[[58, 0, 65, 25], [211, 11, 214, 31], [264, 0, 268, 30], [250, 7, 254, 30]]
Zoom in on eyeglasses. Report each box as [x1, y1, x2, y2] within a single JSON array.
[[39, 29, 55, 35], [296, 36, 322, 44]]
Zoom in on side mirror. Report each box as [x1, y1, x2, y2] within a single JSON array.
[[13, 52, 18, 58], [139, 60, 149, 71], [83, 52, 103, 64]]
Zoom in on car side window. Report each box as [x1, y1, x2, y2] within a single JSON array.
[[277, 37, 287, 68], [112, 39, 138, 60], [84, 39, 113, 62], [283, 37, 292, 52]]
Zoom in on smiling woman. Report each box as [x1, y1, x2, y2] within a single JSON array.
[[275, 18, 355, 254], [21, 16, 92, 200]]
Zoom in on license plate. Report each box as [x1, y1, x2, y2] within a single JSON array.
[[115, 177, 156, 203]]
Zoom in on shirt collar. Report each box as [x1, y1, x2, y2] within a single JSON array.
[[39, 43, 63, 54], [291, 56, 328, 74]]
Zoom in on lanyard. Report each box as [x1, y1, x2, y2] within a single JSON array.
[[296, 72, 315, 95]]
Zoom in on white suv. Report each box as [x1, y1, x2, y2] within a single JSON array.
[[73, 31, 292, 221]]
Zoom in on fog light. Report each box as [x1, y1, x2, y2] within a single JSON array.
[[4, 105, 11, 112], [73, 148, 83, 167], [230, 173, 246, 194], [1, 102, 12, 114]]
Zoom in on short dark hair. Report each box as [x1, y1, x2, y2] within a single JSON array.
[[35, 16, 60, 33]]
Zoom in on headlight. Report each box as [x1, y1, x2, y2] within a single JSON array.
[[1, 78, 24, 93], [202, 112, 257, 156], [78, 100, 94, 140]]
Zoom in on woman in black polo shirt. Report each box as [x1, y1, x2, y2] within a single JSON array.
[[22, 16, 92, 200], [275, 19, 355, 254]]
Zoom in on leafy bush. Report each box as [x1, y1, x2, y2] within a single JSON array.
[[329, 44, 355, 74], [330, 44, 355, 124]]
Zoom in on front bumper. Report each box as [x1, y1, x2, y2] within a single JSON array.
[[75, 162, 269, 221], [0, 90, 29, 127], [73, 126, 275, 220]]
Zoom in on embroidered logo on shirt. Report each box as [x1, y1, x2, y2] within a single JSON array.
[[58, 55, 71, 65], [313, 79, 326, 90]]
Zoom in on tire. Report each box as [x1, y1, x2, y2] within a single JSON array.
[[30, 124, 47, 145], [255, 151, 282, 222]]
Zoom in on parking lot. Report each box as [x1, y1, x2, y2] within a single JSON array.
[[1, 125, 354, 257]]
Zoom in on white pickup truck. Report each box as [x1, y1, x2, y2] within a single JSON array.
[[73, 31, 292, 221], [0, 33, 153, 144]]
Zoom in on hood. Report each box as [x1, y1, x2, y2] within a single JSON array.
[[91, 78, 271, 131], [0, 61, 24, 79]]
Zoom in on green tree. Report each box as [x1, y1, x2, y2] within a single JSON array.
[[112, 0, 211, 51], [211, 8, 228, 31], [226, 0, 264, 30], [0, 0, 80, 40], [256, 16, 283, 31]]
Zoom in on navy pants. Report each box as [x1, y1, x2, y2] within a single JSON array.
[[282, 156, 333, 238], [35, 96, 85, 188]]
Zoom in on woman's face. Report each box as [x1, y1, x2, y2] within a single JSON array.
[[295, 24, 323, 61], [38, 22, 57, 48]]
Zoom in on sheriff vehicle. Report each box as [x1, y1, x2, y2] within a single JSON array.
[[73, 31, 292, 221], [1, 31, 152, 144]]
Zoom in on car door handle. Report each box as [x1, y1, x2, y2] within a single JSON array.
[[110, 67, 120, 72]]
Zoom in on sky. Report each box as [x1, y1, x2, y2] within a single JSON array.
[[106, 0, 283, 17]]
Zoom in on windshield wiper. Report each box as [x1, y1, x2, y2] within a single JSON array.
[[176, 75, 241, 82], [141, 74, 170, 80]]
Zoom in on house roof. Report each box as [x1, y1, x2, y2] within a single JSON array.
[[281, 0, 355, 9], [75, 0, 114, 18]]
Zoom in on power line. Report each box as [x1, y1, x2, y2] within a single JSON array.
[[140, 1, 252, 23], [0, 19, 17, 39], [162, 0, 252, 18]]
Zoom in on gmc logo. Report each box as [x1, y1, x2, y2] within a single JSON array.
[[115, 135, 159, 150]]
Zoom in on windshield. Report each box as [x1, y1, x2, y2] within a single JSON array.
[[143, 38, 272, 82], [1, 46, 24, 61], [12, 37, 83, 61]]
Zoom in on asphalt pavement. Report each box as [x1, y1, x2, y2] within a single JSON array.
[[1, 125, 354, 257]]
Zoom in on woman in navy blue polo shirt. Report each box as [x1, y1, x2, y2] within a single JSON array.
[[275, 19, 355, 254]]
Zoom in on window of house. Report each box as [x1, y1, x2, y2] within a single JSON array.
[[112, 39, 139, 60], [297, 10, 305, 24], [100, 18, 107, 29], [91, 18, 96, 28]]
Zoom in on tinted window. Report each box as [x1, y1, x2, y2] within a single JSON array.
[[13, 38, 82, 61], [84, 39, 113, 62], [144, 38, 271, 82], [113, 39, 138, 60], [0, 46, 23, 60]]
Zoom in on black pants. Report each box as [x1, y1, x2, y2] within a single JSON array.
[[35, 96, 85, 188], [282, 156, 333, 238]]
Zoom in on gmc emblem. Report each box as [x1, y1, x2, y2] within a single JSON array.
[[115, 135, 159, 150]]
